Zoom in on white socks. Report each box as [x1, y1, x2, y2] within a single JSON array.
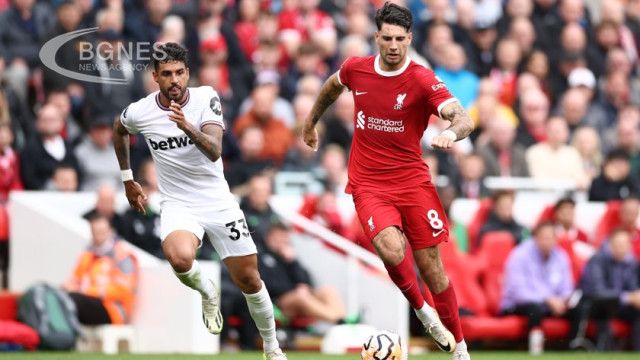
[[243, 281, 279, 352], [456, 339, 468, 353], [173, 260, 216, 299], [414, 301, 440, 325]]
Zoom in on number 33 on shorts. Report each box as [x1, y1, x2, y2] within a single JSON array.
[[225, 218, 250, 240], [427, 209, 445, 237]]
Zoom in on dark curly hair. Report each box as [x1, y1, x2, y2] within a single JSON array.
[[374, 1, 413, 32], [153, 42, 188, 71]]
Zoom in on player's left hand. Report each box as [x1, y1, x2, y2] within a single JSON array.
[[431, 133, 455, 150], [168, 100, 188, 130]]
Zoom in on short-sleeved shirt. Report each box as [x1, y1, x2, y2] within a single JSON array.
[[337, 55, 457, 193], [120, 86, 236, 210]]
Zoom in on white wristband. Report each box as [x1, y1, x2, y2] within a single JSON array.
[[121, 169, 134, 182], [441, 130, 457, 141]]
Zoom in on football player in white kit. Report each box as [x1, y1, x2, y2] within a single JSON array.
[[113, 43, 287, 360]]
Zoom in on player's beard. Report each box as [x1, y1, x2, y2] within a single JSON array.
[[383, 51, 404, 67], [163, 84, 186, 103]]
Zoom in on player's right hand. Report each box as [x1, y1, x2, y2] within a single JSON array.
[[124, 180, 148, 215], [302, 121, 319, 151]]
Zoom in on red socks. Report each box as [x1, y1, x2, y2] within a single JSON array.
[[384, 251, 424, 309], [432, 281, 464, 343]]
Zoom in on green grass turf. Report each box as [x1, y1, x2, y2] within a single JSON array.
[[1, 352, 639, 360]]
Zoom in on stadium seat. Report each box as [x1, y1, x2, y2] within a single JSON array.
[[0, 291, 19, 320], [556, 236, 586, 284], [76, 325, 136, 354], [476, 231, 516, 315], [535, 205, 555, 227], [594, 200, 622, 247], [440, 239, 488, 316], [466, 198, 493, 254]]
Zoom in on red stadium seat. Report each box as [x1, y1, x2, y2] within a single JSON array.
[[535, 205, 555, 228], [439, 239, 488, 316], [0, 291, 19, 320], [467, 198, 493, 254], [476, 231, 515, 316], [594, 200, 622, 247]]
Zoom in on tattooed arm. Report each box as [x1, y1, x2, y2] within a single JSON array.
[[302, 72, 346, 150], [113, 115, 147, 214], [168, 101, 222, 162], [182, 122, 223, 162], [431, 101, 475, 150]]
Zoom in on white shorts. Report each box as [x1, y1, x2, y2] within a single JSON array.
[[160, 203, 258, 260]]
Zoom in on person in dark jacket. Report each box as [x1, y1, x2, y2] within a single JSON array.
[[477, 190, 529, 248], [257, 223, 346, 323], [576, 229, 640, 351], [119, 180, 164, 259], [589, 149, 640, 202], [19, 104, 81, 190]]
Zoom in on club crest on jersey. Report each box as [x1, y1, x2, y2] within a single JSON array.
[[368, 216, 375, 231], [148, 136, 194, 151], [394, 93, 406, 110], [210, 96, 222, 116]]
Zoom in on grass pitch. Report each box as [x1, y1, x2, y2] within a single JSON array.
[[1, 352, 639, 360]]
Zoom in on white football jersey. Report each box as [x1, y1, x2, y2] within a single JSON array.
[[120, 86, 236, 210]]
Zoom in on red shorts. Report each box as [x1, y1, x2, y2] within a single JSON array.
[[352, 182, 449, 249]]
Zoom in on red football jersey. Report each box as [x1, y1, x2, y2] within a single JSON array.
[[338, 55, 456, 193]]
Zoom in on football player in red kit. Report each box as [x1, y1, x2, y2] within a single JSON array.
[[302, 3, 474, 360]]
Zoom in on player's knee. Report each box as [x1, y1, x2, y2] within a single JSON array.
[[373, 228, 405, 265], [235, 270, 262, 294], [165, 251, 194, 273]]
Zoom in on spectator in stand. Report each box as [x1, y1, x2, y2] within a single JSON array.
[[47, 165, 78, 192], [84, 9, 145, 120], [74, 115, 121, 191], [83, 184, 124, 236], [0, 59, 33, 150], [137, 157, 158, 193], [20, 104, 81, 190], [515, 89, 549, 149], [281, 43, 328, 101], [0, 123, 20, 289], [240, 174, 280, 250], [0, 124, 22, 201], [63, 212, 139, 325], [566, 67, 609, 135], [46, 89, 83, 147], [552, 197, 593, 249], [438, 185, 470, 253], [613, 108, 640, 174], [500, 222, 575, 350], [597, 71, 632, 127], [559, 88, 590, 135], [525, 116, 590, 189], [257, 222, 351, 324], [478, 190, 529, 248], [0, 0, 55, 101], [322, 92, 354, 152], [496, 0, 534, 37], [617, 196, 640, 260], [601, 48, 640, 106], [464, 19, 498, 77], [570, 126, 603, 183], [226, 126, 274, 195], [239, 70, 295, 128], [421, 23, 454, 68], [120, 179, 164, 259], [489, 38, 521, 108], [233, 86, 294, 165], [455, 152, 488, 199], [282, 126, 318, 173], [299, 188, 345, 236], [434, 43, 479, 109], [477, 116, 529, 178], [508, 17, 537, 59], [589, 149, 640, 202], [522, 51, 552, 99], [234, 0, 261, 61], [277, 0, 337, 60], [577, 229, 640, 351], [316, 144, 348, 194]]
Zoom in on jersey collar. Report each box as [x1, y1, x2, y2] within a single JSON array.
[[374, 54, 411, 77], [156, 89, 190, 111]]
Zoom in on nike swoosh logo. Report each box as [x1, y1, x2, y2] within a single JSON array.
[[433, 338, 451, 352], [432, 229, 445, 237], [355, 91, 368, 95]]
